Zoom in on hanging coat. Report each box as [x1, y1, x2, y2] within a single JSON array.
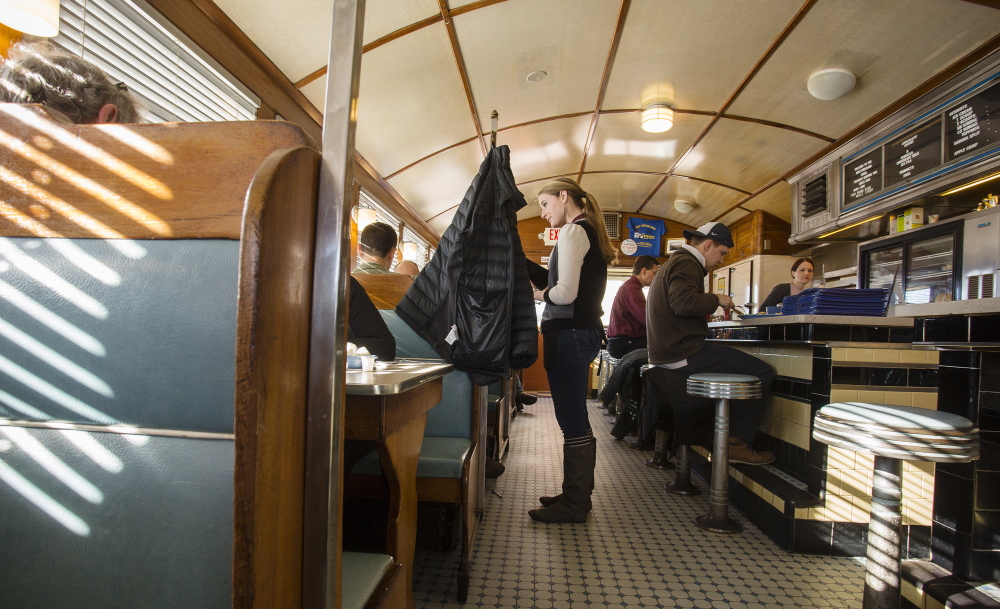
[[395, 145, 538, 385]]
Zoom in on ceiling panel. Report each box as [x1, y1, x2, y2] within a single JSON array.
[[355, 23, 480, 177], [675, 118, 829, 194], [585, 111, 713, 174], [717, 208, 751, 228], [727, 0, 1000, 139], [742, 181, 793, 222], [499, 115, 591, 185], [579, 172, 665, 213], [298, 76, 325, 112], [603, 0, 803, 112], [386, 139, 484, 223], [641, 176, 745, 227], [213, 0, 332, 82], [363, 0, 440, 46], [453, 0, 619, 129]]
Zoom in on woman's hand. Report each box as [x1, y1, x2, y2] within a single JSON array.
[[533, 289, 546, 302]]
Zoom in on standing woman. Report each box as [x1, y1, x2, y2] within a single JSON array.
[[759, 257, 815, 311], [529, 177, 616, 523]]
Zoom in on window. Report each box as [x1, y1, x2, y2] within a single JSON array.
[[52, 0, 259, 122]]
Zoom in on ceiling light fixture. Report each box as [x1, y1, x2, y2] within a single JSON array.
[[807, 68, 856, 101], [641, 103, 674, 133], [940, 171, 1000, 196], [673, 199, 696, 213], [0, 0, 60, 37], [401, 241, 418, 260], [526, 70, 548, 83]]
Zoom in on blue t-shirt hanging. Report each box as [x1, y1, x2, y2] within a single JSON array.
[[625, 217, 666, 256]]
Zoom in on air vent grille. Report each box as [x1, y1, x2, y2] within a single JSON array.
[[966, 273, 996, 299], [801, 175, 828, 219], [602, 212, 621, 240]]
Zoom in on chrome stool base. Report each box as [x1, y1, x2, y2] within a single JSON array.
[[664, 444, 700, 495], [695, 513, 741, 534]]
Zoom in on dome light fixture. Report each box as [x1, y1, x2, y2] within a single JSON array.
[[807, 68, 856, 101], [526, 70, 548, 83], [0, 0, 60, 37], [641, 103, 674, 133], [673, 199, 696, 214]]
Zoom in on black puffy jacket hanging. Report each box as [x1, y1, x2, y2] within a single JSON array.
[[395, 145, 538, 385]]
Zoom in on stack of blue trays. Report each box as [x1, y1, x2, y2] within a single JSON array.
[[780, 288, 888, 316]]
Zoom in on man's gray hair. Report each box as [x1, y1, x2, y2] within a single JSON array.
[[0, 42, 142, 123]]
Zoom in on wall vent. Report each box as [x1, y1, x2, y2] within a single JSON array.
[[602, 212, 621, 240], [801, 174, 828, 219], [967, 273, 996, 299]]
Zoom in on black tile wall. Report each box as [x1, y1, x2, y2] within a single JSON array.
[[970, 549, 1000, 582], [975, 471, 1000, 511], [921, 316, 970, 343], [830, 365, 938, 388], [852, 326, 890, 342], [812, 325, 852, 342], [973, 509, 1000, 551], [940, 350, 982, 369], [934, 470, 975, 532], [969, 314, 1000, 344], [791, 519, 833, 554], [909, 368, 940, 388], [890, 326, 916, 343], [770, 375, 812, 403], [937, 364, 980, 421], [933, 521, 975, 580], [907, 525, 932, 560], [831, 522, 868, 557]]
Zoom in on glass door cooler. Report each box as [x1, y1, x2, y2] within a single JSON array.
[[858, 221, 963, 305]]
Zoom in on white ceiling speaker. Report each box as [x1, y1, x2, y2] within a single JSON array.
[[0, 0, 60, 37], [807, 68, 856, 101], [673, 199, 696, 214], [641, 103, 674, 133], [526, 70, 548, 83]]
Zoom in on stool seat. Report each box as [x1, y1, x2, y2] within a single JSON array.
[[687, 373, 762, 400], [814, 402, 979, 463]]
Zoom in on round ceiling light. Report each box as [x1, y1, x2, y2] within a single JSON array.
[[673, 199, 696, 214], [526, 70, 548, 83], [807, 68, 856, 101], [0, 0, 60, 37], [641, 103, 674, 133]]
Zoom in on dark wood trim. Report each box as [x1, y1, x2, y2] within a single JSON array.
[[720, 113, 835, 142], [958, 0, 1000, 9], [450, 0, 512, 17], [600, 107, 717, 118], [780, 31, 1000, 187], [673, 174, 752, 195], [146, 0, 322, 142], [354, 152, 440, 246], [385, 136, 479, 179], [255, 104, 277, 120], [294, 65, 328, 89], [491, 111, 593, 134], [438, 0, 488, 156], [363, 14, 444, 54], [577, 0, 632, 182], [635, 0, 819, 213]]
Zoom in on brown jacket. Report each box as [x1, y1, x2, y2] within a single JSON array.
[[647, 248, 721, 364]]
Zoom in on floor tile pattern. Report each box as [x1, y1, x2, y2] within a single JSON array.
[[412, 397, 865, 608]]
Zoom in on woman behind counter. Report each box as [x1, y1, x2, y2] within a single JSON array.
[[759, 257, 815, 311], [529, 177, 616, 523]]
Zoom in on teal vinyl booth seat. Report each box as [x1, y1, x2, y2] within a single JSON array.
[[346, 281, 487, 603], [0, 107, 403, 609]]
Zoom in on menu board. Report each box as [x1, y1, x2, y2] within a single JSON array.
[[946, 80, 1000, 161], [844, 148, 883, 205], [885, 118, 942, 187]]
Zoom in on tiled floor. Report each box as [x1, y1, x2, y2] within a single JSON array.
[[412, 396, 866, 608]]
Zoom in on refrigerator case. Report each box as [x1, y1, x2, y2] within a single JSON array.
[[859, 221, 962, 305]]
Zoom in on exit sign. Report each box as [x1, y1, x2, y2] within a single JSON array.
[[542, 227, 560, 245]]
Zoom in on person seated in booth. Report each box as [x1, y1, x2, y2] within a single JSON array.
[[355, 221, 399, 274], [644, 222, 775, 465], [0, 42, 142, 124], [394, 259, 419, 277], [607, 255, 659, 359], [759, 257, 815, 312]]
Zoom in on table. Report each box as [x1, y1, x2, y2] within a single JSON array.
[[345, 360, 452, 609]]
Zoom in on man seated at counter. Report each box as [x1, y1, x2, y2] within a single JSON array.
[[758, 257, 814, 312], [355, 221, 399, 274], [645, 222, 775, 465], [607, 255, 659, 359]]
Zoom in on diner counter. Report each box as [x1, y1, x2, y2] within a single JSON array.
[[706, 313, 914, 344], [709, 314, 913, 327], [895, 298, 1000, 317]]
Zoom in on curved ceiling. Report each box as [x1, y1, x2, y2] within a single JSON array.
[[215, 0, 1000, 236]]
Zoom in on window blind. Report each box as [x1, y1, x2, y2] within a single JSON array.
[[52, 0, 259, 122]]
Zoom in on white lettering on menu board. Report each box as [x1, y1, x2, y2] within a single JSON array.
[[949, 103, 981, 157], [895, 134, 920, 178], [851, 158, 879, 201]]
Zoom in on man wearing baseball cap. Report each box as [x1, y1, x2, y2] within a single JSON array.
[[644, 222, 775, 465]]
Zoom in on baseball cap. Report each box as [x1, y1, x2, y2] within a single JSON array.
[[682, 222, 734, 248]]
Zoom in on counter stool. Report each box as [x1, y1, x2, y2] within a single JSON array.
[[686, 373, 762, 534], [813, 402, 979, 609], [664, 444, 700, 495]]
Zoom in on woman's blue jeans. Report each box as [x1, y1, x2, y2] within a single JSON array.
[[543, 328, 602, 441]]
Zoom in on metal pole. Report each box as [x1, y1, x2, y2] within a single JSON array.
[[302, 0, 366, 607], [696, 397, 741, 533], [665, 444, 700, 495], [863, 456, 903, 609]]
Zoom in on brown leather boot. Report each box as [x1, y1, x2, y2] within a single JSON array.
[[728, 438, 775, 465]]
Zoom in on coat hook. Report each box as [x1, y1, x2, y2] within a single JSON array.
[[490, 110, 498, 149]]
